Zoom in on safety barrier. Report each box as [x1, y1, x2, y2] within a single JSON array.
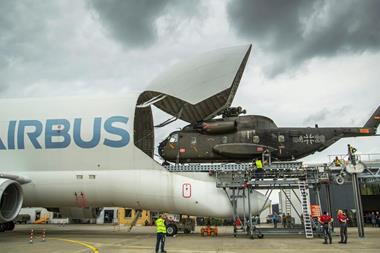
[[165, 161, 303, 172], [28, 229, 47, 243]]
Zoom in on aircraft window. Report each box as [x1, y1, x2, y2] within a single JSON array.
[[278, 135, 285, 143], [89, 175, 96, 180], [76, 175, 83, 180], [252, 135, 260, 144], [191, 137, 197, 144], [222, 136, 228, 144], [169, 133, 178, 143]]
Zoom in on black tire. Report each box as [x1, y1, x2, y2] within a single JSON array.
[[183, 228, 191, 234], [258, 233, 264, 239], [4, 222, 10, 231], [166, 224, 177, 236], [0, 224, 5, 232], [6, 222, 15, 231]]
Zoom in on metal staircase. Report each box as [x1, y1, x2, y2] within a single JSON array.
[[284, 189, 292, 215], [298, 179, 313, 239]]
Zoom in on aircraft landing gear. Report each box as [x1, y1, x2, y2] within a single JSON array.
[[0, 222, 15, 232]]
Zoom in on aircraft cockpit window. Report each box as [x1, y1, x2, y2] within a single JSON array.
[[278, 135, 285, 143], [169, 133, 178, 143], [191, 137, 197, 144], [252, 135, 260, 143], [222, 136, 228, 144]]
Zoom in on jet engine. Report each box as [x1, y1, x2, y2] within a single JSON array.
[[0, 178, 23, 223], [198, 120, 237, 134]]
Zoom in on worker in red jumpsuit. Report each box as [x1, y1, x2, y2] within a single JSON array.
[[319, 211, 333, 244], [337, 210, 348, 243]]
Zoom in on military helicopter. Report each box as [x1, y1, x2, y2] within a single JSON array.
[[158, 106, 380, 163]]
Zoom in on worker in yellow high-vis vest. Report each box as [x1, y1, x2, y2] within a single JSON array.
[[255, 158, 264, 180], [155, 214, 167, 253]]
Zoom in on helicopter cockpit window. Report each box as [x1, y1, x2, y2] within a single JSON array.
[[169, 133, 178, 143], [278, 135, 285, 143], [252, 135, 260, 143]]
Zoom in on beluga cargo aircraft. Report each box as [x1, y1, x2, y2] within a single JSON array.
[[0, 45, 269, 232]]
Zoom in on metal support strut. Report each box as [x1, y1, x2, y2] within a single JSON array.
[[352, 173, 365, 237]]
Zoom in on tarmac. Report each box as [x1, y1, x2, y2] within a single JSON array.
[[1, 224, 380, 253]]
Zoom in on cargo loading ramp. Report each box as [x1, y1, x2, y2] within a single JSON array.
[[137, 45, 252, 124], [134, 45, 252, 157]]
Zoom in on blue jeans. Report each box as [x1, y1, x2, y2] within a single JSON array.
[[156, 233, 166, 252], [323, 224, 332, 243], [340, 223, 347, 242]]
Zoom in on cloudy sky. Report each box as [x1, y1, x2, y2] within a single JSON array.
[[1, 0, 379, 164]]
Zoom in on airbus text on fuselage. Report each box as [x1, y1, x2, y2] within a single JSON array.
[[0, 116, 130, 150]]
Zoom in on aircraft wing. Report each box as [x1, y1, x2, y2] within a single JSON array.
[[138, 45, 252, 123]]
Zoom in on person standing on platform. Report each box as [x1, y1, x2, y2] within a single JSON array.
[[334, 156, 342, 167], [337, 210, 348, 244], [255, 158, 264, 180]]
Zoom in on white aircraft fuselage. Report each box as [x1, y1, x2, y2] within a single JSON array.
[[0, 95, 267, 220]]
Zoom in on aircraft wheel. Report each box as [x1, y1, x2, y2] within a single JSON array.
[[0, 223, 5, 232], [257, 233, 264, 239], [6, 222, 15, 231], [4, 222, 10, 230], [166, 224, 177, 237], [184, 228, 191, 234]]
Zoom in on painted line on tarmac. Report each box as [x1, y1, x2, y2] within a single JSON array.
[[87, 243, 224, 253], [50, 237, 99, 253], [124, 247, 225, 253], [78, 241, 223, 253]]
